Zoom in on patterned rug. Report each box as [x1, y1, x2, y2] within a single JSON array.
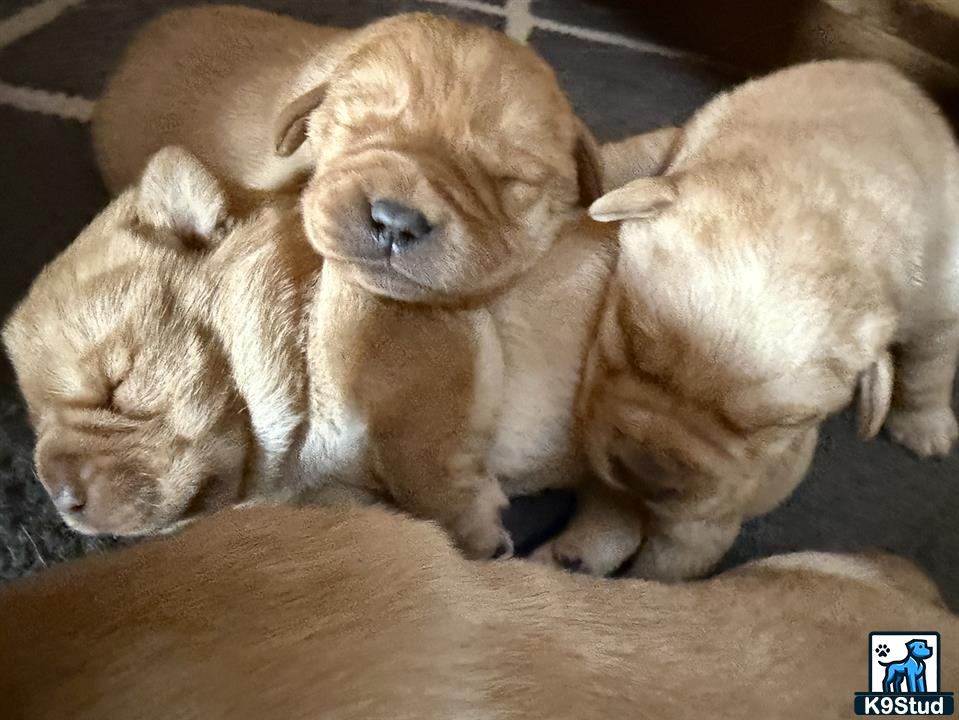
[[1, 0, 957, 608]]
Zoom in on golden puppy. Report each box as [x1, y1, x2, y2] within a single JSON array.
[[283, 13, 614, 558], [563, 60, 959, 580], [93, 5, 351, 205], [3, 148, 319, 535], [294, 13, 603, 303], [0, 505, 954, 719]]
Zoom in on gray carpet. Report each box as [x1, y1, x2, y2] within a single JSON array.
[[0, 0, 956, 606]]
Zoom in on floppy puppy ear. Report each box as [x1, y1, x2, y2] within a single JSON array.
[[856, 351, 893, 439], [136, 146, 228, 248], [573, 119, 604, 206], [275, 85, 329, 157], [588, 176, 678, 223]]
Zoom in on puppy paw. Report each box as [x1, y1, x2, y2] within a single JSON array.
[[457, 521, 513, 561], [886, 407, 958, 458], [450, 481, 512, 560], [627, 518, 741, 582], [529, 540, 588, 574], [531, 527, 642, 577], [629, 543, 702, 582]]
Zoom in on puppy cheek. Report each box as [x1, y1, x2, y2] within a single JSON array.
[[765, 426, 818, 486], [429, 222, 480, 286], [173, 454, 242, 520], [168, 373, 240, 442], [63, 462, 163, 536], [167, 431, 249, 525], [206, 421, 250, 505], [301, 176, 367, 257], [97, 472, 162, 531], [387, 221, 473, 294]]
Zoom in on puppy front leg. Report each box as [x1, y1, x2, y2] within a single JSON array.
[[627, 514, 742, 582], [357, 300, 511, 559], [531, 481, 644, 576], [433, 459, 513, 561], [372, 442, 511, 560], [886, 322, 959, 457]]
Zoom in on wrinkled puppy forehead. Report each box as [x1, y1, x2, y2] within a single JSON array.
[[315, 13, 578, 158]]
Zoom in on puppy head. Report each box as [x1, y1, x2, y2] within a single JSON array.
[[584, 172, 896, 515], [3, 148, 250, 536], [280, 13, 601, 303]]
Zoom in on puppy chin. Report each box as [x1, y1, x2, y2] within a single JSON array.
[[59, 508, 170, 538], [343, 264, 441, 303]]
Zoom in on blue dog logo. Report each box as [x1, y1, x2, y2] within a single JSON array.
[[855, 632, 954, 715], [881, 639, 933, 694]]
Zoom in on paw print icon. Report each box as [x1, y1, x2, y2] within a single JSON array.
[[876, 644, 891, 658]]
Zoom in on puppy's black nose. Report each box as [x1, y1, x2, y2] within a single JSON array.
[[370, 199, 432, 251]]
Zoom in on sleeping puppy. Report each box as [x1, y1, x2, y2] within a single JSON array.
[[286, 13, 614, 558], [1, 504, 955, 720], [294, 12, 604, 303], [93, 5, 351, 206], [560, 60, 959, 580], [3, 148, 319, 536], [96, 7, 615, 557]]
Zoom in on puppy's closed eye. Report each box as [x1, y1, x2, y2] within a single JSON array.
[[103, 380, 123, 414], [98, 346, 134, 412], [494, 157, 549, 188], [500, 179, 541, 215]]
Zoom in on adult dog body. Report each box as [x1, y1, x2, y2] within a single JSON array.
[[0, 505, 954, 720]]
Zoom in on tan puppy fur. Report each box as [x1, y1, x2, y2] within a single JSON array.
[[600, 126, 680, 192], [0, 505, 954, 719], [280, 13, 614, 557], [3, 148, 319, 536], [93, 5, 351, 206], [295, 13, 604, 303], [569, 61, 959, 581], [92, 8, 616, 554], [524, 126, 684, 575]]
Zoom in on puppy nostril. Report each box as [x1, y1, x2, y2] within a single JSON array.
[[53, 485, 86, 514], [370, 199, 432, 249]]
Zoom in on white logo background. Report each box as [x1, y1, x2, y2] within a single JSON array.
[[871, 633, 940, 693]]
